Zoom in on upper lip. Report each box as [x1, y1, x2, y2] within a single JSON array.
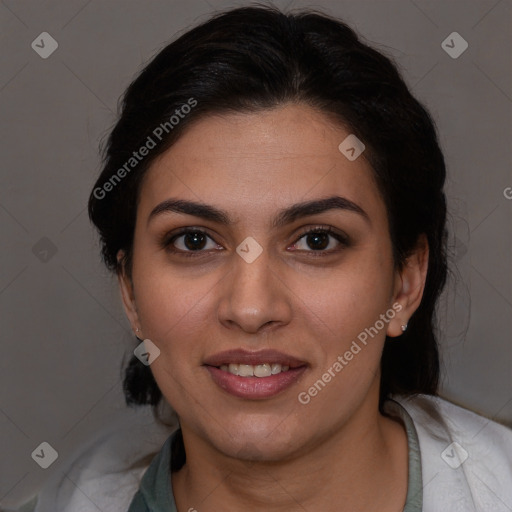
[[203, 349, 308, 368]]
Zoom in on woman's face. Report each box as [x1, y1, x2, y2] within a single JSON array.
[[119, 104, 417, 461]]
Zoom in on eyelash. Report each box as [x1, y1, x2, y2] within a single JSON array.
[[160, 225, 350, 258]]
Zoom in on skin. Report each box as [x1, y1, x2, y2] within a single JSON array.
[[118, 103, 429, 511]]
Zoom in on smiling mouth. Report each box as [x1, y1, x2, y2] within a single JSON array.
[[203, 349, 308, 397], [216, 363, 291, 377]]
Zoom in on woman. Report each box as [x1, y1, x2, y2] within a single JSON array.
[[22, 5, 512, 512]]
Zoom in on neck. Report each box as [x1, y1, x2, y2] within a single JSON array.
[[172, 397, 408, 512]]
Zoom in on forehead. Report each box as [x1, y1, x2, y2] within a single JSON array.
[[138, 104, 384, 225]]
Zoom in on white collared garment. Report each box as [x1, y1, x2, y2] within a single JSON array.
[[7, 394, 512, 512]]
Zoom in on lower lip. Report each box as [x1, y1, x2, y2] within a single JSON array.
[[205, 366, 307, 399]]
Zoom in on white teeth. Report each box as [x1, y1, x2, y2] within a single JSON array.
[[254, 364, 272, 377], [271, 363, 282, 375], [219, 363, 291, 377], [238, 364, 254, 377]]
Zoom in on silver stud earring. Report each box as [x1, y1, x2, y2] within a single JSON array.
[[401, 324, 408, 332]]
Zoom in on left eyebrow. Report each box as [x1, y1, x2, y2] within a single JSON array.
[[271, 195, 370, 228], [147, 195, 370, 228]]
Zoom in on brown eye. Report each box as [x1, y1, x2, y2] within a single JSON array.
[[304, 232, 330, 250], [162, 228, 223, 256], [181, 231, 208, 251], [290, 226, 349, 254]]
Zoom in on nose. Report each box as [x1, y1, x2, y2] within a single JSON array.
[[216, 245, 293, 335]]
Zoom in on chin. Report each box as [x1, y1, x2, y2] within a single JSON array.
[[208, 420, 302, 462]]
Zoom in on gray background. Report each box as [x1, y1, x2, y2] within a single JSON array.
[[1, 0, 511, 508]]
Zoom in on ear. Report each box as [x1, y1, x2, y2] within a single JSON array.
[[387, 234, 429, 338], [117, 249, 141, 335]]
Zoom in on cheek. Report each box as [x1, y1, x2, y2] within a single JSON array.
[[292, 262, 394, 411], [294, 253, 394, 341], [133, 270, 216, 409], [132, 260, 218, 359]]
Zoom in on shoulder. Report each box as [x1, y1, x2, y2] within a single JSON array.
[[23, 405, 177, 512], [392, 393, 512, 512]]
